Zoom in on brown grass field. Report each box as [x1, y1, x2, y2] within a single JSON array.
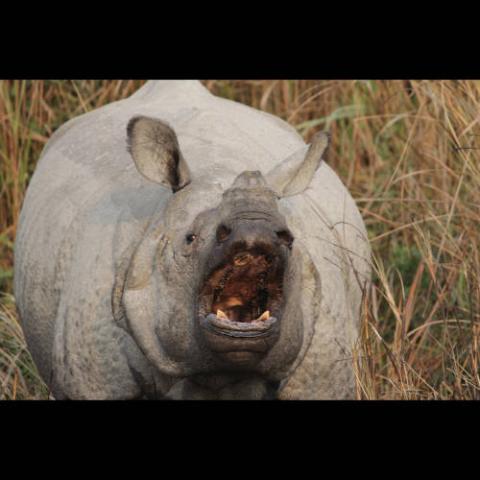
[[1, 80, 479, 400]]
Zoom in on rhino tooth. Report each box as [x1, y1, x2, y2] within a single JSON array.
[[217, 309, 229, 321], [257, 310, 270, 322]]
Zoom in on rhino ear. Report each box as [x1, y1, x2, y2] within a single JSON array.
[[127, 116, 191, 192], [266, 131, 330, 198]]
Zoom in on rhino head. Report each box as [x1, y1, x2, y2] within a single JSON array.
[[121, 116, 328, 390]]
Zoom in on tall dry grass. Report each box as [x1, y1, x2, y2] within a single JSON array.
[[0, 80, 479, 399]]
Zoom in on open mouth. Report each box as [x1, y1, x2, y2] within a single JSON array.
[[198, 249, 285, 328], [197, 248, 285, 364]]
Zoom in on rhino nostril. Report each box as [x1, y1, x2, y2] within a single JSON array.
[[276, 229, 294, 249], [216, 224, 232, 243]]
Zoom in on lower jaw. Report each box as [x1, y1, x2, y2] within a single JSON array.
[[198, 313, 281, 367], [213, 350, 266, 368]]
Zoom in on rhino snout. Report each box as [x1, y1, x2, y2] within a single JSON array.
[[196, 219, 291, 368]]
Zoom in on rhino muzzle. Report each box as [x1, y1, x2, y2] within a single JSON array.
[[197, 217, 292, 367]]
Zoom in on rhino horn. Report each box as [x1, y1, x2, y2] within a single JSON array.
[[266, 131, 330, 198], [231, 170, 268, 189], [127, 116, 191, 192]]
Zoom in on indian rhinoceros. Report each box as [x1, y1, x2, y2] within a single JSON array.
[[14, 80, 371, 400]]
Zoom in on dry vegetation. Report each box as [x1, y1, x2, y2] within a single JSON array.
[[1, 80, 479, 400]]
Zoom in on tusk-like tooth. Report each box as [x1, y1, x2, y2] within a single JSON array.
[[257, 310, 270, 321], [217, 309, 229, 320]]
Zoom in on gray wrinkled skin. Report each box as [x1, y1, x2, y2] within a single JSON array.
[[14, 81, 371, 399]]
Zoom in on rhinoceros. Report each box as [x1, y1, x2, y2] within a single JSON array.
[[14, 80, 371, 400]]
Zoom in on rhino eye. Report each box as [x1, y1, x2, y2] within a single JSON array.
[[186, 233, 197, 244], [276, 230, 294, 249]]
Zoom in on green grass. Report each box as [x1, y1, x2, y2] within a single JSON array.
[[1, 80, 479, 399]]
